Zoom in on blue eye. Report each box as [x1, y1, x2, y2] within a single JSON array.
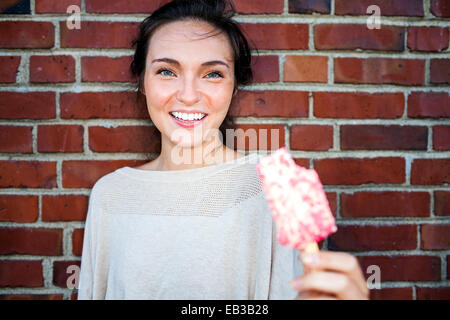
[[157, 69, 175, 77], [206, 71, 223, 79], [156, 69, 223, 78]]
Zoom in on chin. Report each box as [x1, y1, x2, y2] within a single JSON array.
[[169, 132, 204, 148], [169, 123, 221, 146]]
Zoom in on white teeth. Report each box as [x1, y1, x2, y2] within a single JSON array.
[[171, 112, 206, 121]]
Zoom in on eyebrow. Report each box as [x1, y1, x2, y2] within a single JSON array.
[[151, 57, 230, 69]]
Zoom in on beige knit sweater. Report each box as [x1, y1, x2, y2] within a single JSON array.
[[77, 152, 303, 300]]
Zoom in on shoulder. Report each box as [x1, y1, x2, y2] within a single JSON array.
[[221, 152, 267, 202], [88, 167, 127, 200], [232, 151, 265, 179]]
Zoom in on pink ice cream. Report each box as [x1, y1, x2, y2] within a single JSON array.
[[256, 147, 337, 251]]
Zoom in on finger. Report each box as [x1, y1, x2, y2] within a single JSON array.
[[295, 291, 309, 300], [302, 295, 338, 300], [292, 271, 367, 300], [295, 290, 337, 300], [300, 251, 369, 298], [296, 290, 325, 300]]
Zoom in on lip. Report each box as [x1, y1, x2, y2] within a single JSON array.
[[170, 110, 208, 114], [170, 113, 208, 129]]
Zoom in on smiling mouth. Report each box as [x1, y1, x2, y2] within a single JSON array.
[[169, 112, 208, 122], [169, 112, 208, 128]]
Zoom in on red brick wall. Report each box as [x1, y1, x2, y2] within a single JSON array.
[[0, 0, 449, 300]]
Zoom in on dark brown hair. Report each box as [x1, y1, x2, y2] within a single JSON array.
[[129, 0, 254, 147]]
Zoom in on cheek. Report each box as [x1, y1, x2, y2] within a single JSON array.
[[207, 84, 234, 113], [144, 79, 172, 110]]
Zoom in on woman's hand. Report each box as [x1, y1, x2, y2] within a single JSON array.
[[291, 251, 370, 300]]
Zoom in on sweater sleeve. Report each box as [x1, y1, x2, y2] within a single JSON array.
[[268, 216, 304, 300], [77, 180, 109, 300]]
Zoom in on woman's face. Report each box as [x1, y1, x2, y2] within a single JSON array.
[[143, 20, 235, 149]]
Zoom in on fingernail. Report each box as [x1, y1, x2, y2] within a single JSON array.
[[290, 279, 302, 290], [302, 253, 318, 266]]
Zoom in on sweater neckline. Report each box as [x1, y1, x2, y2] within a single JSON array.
[[117, 152, 261, 182]]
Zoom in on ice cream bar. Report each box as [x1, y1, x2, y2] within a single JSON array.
[[256, 147, 337, 253]]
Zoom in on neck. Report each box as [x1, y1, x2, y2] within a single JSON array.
[[155, 134, 235, 171]]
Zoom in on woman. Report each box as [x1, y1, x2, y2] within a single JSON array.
[[77, 0, 369, 300]]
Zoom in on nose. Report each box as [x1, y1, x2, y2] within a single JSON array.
[[176, 75, 201, 106]]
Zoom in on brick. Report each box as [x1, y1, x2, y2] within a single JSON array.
[[240, 24, 308, 50], [290, 125, 333, 151], [421, 224, 450, 250], [408, 92, 450, 118], [0, 294, 63, 300], [417, 287, 450, 300], [314, 157, 405, 185], [85, 0, 171, 13], [341, 125, 428, 150], [334, 58, 425, 85], [288, 0, 331, 14], [430, 59, 450, 84], [0, 228, 62, 255], [326, 192, 337, 217], [60, 92, 148, 119], [60, 21, 139, 48], [230, 90, 308, 118], [294, 158, 310, 169], [0, 21, 54, 48], [0, 260, 43, 287], [315, 24, 405, 51], [435, 191, 450, 216], [0, 92, 55, 119], [434, 125, 450, 151], [411, 159, 450, 185], [0, 195, 39, 223], [0, 161, 57, 188], [252, 55, 279, 83], [358, 255, 441, 281], [448, 256, 450, 279], [329, 225, 417, 251], [284, 56, 328, 82], [72, 229, 84, 256], [53, 260, 80, 288], [431, 0, 450, 17], [82, 56, 135, 82], [0, 56, 20, 83], [36, 0, 81, 13], [341, 192, 430, 218], [30, 55, 75, 83], [37, 125, 84, 153], [232, 124, 285, 151], [314, 92, 404, 119], [407, 27, 449, 52], [0, 126, 33, 153], [335, 0, 423, 16], [42, 195, 88, 222], [62, 160, 144, 188], [234, 0, 284, 14], [89, 126, 161, 153], [369, 288, 413, 300]]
